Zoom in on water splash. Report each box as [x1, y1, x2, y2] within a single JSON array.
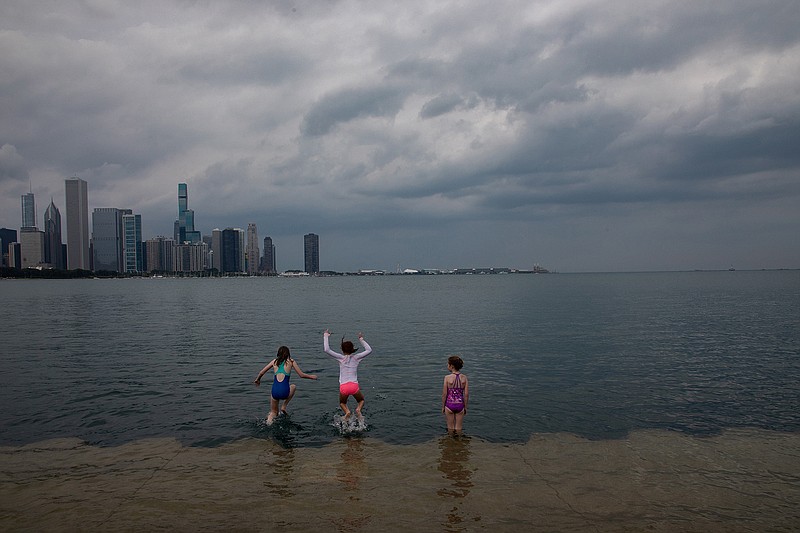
[[332, 414, 367, 434]]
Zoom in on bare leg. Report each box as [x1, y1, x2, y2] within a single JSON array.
[[353, 391, 365, 420], [267, 397, 279, 425], [453, 410, 466, 433], [281, 384, 297, 414], [444, 407, 456, 432], [339, 392, 352, 419]]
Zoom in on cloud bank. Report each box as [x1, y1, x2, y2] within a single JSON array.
[[1, 0, 799, 271]]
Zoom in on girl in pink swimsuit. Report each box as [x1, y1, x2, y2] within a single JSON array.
[[323, 329, 373, 420], [442, 355, 469, 433]]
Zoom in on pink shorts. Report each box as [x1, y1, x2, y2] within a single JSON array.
[[339, 382, 360, 396]]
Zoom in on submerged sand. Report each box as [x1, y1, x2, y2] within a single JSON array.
[[1, 429, 798, 532]]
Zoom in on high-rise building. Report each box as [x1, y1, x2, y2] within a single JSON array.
[[65, 177, 90, 270], [43, 199, 65, 269], [246, 223, 259, 275], [261, 236, 276, 273], [19, 227, 45, 268], [122, 213, 143, 272], [174, 242, 208, 273], [1, 228, 18, 268], [21, 191, 36, 229], [211, 228, 222, 272], [175, 183, 201, 244], [145, 236, 175, 272], [221, 227, 244, 274], [304, 233, 319, 274], [92, 208, 127, 272]]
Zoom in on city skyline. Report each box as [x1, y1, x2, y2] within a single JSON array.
[[1, 2, 799, 273]]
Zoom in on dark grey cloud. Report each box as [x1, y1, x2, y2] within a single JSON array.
[[301, 85, 407, 136]]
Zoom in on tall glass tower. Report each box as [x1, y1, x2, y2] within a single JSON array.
[[44, 199, 65, 269], [304, 233, 319, 274], [176, 183, 201, 244], [262, 236, 276, 273], [21, 191, 36, 229], [92, 208, 125, 272], [123, 213, 143, 272]]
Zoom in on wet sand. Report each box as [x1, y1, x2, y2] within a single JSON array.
[[1, 429, 798, 532]]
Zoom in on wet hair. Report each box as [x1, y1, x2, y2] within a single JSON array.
[[276, 346, 291, 365], [341, 337, 356, 355], [448, 355, 464, 371]]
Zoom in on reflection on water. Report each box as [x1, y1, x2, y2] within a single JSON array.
[[332, 438, 371, 532], [437, 435, 476, 530], [262, 447, 295, 498], [336, 438, 366, 496]]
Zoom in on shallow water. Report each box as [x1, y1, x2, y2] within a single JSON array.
[[2, 429, 798, 531], [2, 271, 799, 448]]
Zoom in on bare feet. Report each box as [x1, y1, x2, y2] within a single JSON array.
[[266, 413, 275, 425]]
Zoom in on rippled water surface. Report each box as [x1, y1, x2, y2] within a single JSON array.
[[2, 271, 799, 447]]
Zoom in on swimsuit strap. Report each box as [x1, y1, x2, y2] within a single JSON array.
[[452, 373, 461, 389], [276, 360, 289, 375]]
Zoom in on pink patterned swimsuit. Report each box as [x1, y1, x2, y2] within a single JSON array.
[[445, 374, 465, 413]]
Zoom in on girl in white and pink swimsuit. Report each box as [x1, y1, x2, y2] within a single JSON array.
[[323, 329, 372, 420]]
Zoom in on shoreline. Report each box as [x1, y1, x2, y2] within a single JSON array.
[[2, 428, 798, 532]]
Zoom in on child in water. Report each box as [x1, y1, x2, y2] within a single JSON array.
[[323, 329, 372, 420], [442, 355, 469, 433], [254, 346, 317, 425]]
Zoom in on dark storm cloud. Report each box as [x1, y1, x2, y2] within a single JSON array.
[[300, 85, 407, 136], [419, 93, 465, 119]]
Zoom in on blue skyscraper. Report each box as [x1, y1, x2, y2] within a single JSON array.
[[175, 183, 201, 244]]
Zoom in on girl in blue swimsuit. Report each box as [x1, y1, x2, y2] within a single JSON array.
[[442, 355, 469, 433], [254, 346, 318, 425]]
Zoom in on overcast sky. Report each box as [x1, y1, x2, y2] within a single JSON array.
[[2, 0, 799, 272]]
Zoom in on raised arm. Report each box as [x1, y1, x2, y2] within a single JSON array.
[[254, 359, 276, 386], [323, 329, 344, 360], [291, 359, 318, 380], [352, 332, 372, 360]]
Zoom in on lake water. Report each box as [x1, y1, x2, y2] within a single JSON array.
[[2, 270, 798, 448]]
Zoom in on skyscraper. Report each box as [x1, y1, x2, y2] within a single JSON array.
[[0, 228, 17, 267], [122, 213, 143, 272], [175, 183, 201, 244], [65, 177, 90, 270], [19, 227, 44, 268], [304, 233, 319, 274], [246, 223, 259, 275], [211, 228, 222, 272], [145, 236, 175, 272], [44, 199, 65, 269], [21, 191, 36, 229], [262, 236, 276, 274], [221, 227, 243, 274], [92, 208, 126, 272]]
